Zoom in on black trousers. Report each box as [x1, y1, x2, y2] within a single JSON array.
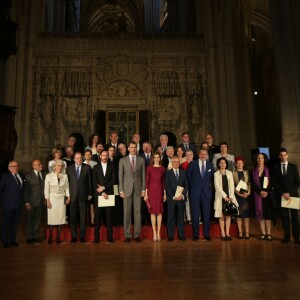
[[282, 207, 299, 241], [70, 198, 87, 239], [94, 206, 113, 241]]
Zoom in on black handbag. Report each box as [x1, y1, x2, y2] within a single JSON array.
[[222, 201, 239, 216]]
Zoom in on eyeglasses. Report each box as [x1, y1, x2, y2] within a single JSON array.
[[9, 165, 18, 168]]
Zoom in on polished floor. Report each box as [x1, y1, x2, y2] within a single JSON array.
[[1, 217, 300, 300]]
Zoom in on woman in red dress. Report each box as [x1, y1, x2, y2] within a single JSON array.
[[144, 153, 166, 241]]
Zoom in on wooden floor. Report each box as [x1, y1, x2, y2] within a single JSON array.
[[1, 215, 300, 299]]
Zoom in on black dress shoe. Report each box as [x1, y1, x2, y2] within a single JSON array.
[[124, 238, 131, 243], [32, 238, 41, 245], [168, 238, 174, 242], [107, 239, 114, 244], [178, 237, 186, 241], [56, 238, 61, 244], [93, 240, 99, 244], [48, 239, 52, 244], [10, 241, 20, 247], [27, 239, 33, 245], [204, 236, 212, 241], [80, 238, 86, 243], [71, 238, 77, 243], [282, 239, 289, 244], [192, 237, 199, 242], [134, 237, 142, 243]]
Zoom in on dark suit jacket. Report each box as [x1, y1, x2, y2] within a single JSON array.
[[178, 143, 198, 158], [92, 153, 101, 164], [24, 170, 47, 207], [67, 164, 92, 202], [165, 169, 188, 201], [272, 162, 300, 197], [139, 152, 152, 168], [162, 155, 172, 169], [93, 162, 116, 197], [0, 172, 25, 209], [187, 160, 214, 200]]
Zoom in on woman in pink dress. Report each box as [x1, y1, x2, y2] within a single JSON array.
[[144, 153, 166, 241]]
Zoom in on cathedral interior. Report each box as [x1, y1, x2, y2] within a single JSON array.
[[0, 0, 299, 172]]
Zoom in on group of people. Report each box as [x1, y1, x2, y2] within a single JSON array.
[[0, 131, 299, 248]]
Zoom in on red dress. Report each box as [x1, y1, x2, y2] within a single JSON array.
[[146, 165, 165, 214]]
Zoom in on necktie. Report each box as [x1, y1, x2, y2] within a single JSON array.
[[175, 170, 179, 181], [282, 164, 286, 176], [38, 172, 42, 184], [201, 161, 205, 178], [76, 166, 80, 180], [185, 144, 189, 150], [146, 155, 150, 164], [15, 174, 21, 186], [131, 157, 135, 173]]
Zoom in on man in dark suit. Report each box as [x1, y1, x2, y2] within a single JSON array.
[[119, 141, 146, 242], [67, 152, 93, 243], [93, 149, 116, 243], [205, 133, 219, 162], [178, 132, 197, 158], [139, 141, 152, 168], [165, 156, 188, 241], [272, 148, 300, 243], [187, 149, 214, 241], [0, 160, 25, 248], [132, 133, 143, 155], [106, 131, 121, 155], [162, 146, 174, 169], [91, 143, 105, 163], [24, 159, 47, 245]]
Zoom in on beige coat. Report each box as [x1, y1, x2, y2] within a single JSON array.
[[214, 170, 238, 218]]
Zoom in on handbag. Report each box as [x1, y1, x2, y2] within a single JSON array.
[[222, 200, 239, 216]]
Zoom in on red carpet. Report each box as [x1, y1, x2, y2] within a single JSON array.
[[46, 223, 238, 241]]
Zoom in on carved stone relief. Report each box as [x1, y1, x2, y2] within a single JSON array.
[[30, 38, 211, 160]]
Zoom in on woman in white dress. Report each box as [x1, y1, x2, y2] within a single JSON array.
[[214, 157, 238, 240], [44, 160, 70, 243]]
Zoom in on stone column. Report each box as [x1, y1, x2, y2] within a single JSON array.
[[270, 0, 300, 164], [203, 0, 256, 160]]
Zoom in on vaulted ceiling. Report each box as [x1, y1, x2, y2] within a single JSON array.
[[80, 0, 145, 33]]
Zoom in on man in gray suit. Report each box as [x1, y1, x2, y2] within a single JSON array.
[[119, 141, 145, 242], [24, 160, 47, 245]]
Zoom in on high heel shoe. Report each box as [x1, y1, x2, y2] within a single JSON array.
[[153, 237, 157, 242], [238, 232, 243, 239], [48, 238, 52, 244], [244, 232, 250, 239], [56, 237, 61, 244]]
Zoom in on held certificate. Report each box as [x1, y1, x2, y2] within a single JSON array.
[[98, 195, 115, 207], [174, 186, 184, 198], [281, 197, 300, 210], [236, 180, 248, 192]]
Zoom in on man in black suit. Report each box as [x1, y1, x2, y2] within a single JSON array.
[[93, 150, 116, 243], [205, 133, 219, 162], [162, 146, 174, 169], [165, 156, 188, 241], [0, 160, 25, 247], [67, 152, 93, 243], [132, 133, 143, 155], [106, 131, 120, 155], [91, 143, 105, 163], [178, 132, 197, 158], [24, 159, 47, 245], [272, 148, 300, 243], [139, 141, 152, 168]]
